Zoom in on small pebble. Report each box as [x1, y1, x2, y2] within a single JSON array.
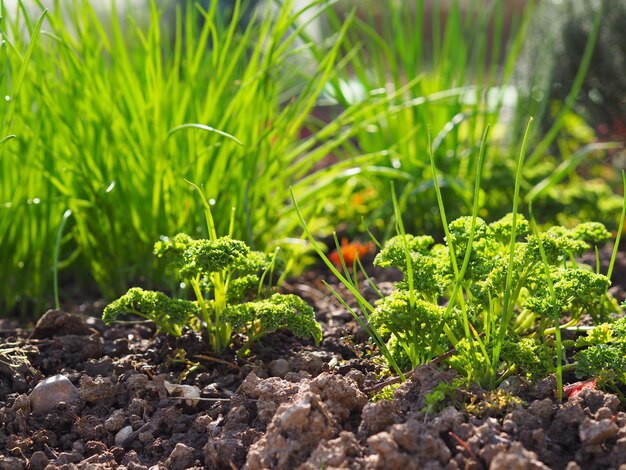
[[29, 374, 79, 415], [502, 419, 516, 433], [128, 414, 145, 429], [194, 414, 213, 432], [104, 409, 126, 432], [167, 443, 195, 470], [269, 358, 290, 378], [11, 394, 31, 412], [579, 418, 619, 445], [595, 406, 614, 421], [114, 425, 133, 447], [28, 451, 49, 470], [279, 399, 311, 428]]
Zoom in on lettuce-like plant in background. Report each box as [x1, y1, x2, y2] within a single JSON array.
[[103, 186, 322, 356]]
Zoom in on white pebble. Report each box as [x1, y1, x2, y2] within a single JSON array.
[[164, 381, 200, 407]]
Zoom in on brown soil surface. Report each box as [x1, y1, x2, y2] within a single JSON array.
[[1, 248, 626, 469]]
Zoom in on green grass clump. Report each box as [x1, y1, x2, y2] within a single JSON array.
[[311, 1, 530, 236], [0, 0, 357, 314], [311, 1, 620, 242]]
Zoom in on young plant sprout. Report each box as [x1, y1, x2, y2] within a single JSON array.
[[294, 125, 624, 395], [103, 185, 321, 356], [573, 316, 626, 395]]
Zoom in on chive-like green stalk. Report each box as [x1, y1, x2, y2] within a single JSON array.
[[491, 118, 533, 386], [2, 9, 47, 131], [52, 209, 72, 310], [430, 126, 490, 344], [528, 204, 563, 402], [290, 187, 405, 380], [607, 171, 626, 281], [0, 0, 357, 313]]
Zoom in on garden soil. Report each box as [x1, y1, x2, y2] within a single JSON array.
[[1, 249, 626, 469]]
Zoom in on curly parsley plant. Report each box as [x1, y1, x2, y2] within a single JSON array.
[[103, 198, 321, 355], [371, 214, 615, 387]]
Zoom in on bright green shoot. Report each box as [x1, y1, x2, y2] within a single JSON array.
[[291, 187, 405, 380], [607, 171, 626, 281], [490, 118, 533, 386], [528, 204, 563, 402]]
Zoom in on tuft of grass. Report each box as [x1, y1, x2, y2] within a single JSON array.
[[0, 0, 357, 313], [314, 0, 536, 238], [312, 1, 620, 242]]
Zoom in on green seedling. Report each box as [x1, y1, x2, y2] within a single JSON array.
[[574, 316, 626, 395], [374, 212, 613, 387], [103, 189, 321, 356], [295, 123, 622, 392]]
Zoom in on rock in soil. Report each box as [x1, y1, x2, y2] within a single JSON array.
[[29, 310, 95, 338], [245, 392, 338, 470], [490, 442, 551, 470], [28, 374, 79, 415]]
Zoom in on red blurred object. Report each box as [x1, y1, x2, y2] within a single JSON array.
[[597, 115, 626, 142], [328, 238, 375, 268], [563, 379, 597, 399]]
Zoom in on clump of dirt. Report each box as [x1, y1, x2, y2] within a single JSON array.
[[1, 257, 626, 470]]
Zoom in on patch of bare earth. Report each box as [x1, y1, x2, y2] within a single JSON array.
[[1, 251, 626, 469]]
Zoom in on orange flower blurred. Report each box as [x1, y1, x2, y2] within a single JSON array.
[[328, 238, 376, 268]]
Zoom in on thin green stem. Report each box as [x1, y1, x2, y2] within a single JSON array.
[[529, 203, 563, 402], [492, 118, 533, 379], [52, 210, 72, 310], [608, 171, 626, 280]]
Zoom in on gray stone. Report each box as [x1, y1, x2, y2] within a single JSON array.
[[29, 374, 79, 415], [269, 358, 290, 378], [579, 418, 619, 446], [104, 409, 126, 432], [114, 425, 133, 447]]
